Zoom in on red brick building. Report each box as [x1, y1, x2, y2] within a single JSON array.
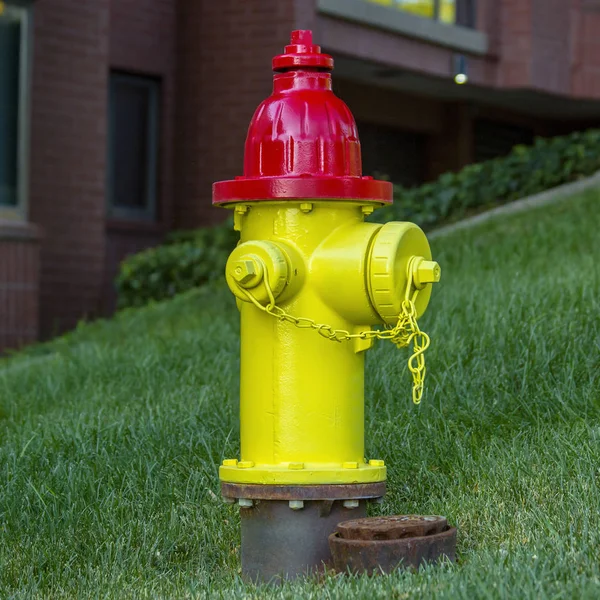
[[2, 0, 600, 351]]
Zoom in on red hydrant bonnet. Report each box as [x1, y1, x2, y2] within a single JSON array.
[[212, 31, 393, 205]]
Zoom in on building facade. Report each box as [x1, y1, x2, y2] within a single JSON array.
[[1, 0, 600, 351]]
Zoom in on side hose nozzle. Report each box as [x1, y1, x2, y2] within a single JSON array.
[[410, 257, 441, 290], [226, 240, 297, 305]]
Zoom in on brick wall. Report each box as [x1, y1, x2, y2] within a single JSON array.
[[29, 0, 110, 338], [571, 0, 600, 98], [0, 223, 40, 351], [496, 0, 533, 88], [104, 0, 178, 313], [173, 0, 297, 228], [530, 0, 571, 95], [497, 0, 599, 99], [334, 79, 444, 135]]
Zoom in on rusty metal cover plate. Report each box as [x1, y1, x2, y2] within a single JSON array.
[[336, 515, 447, 541], [329, 514, 456, 574]]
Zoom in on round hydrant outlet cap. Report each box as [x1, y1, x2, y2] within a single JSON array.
[[368, 222, 433, 324]]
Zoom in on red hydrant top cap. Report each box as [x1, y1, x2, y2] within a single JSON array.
[[213, 30, 392, 205], [272, 30, 334, 71]]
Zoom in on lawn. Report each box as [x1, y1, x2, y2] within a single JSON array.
[[1, 189, 599, 599]]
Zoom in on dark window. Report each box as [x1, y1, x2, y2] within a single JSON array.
[[357, 121, 425, 187], [474, 119, 534, 162], [108, 73, 159, 220], [0, 7, 25, 208]]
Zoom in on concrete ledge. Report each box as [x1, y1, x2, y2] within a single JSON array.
[[429, 171, 600, 240], [317, 0, 489, 56], [0, 219, 41, 242]]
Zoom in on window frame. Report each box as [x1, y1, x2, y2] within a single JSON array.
[[368, 0, 475, 26], [317, 0, 487, 55], [107, 71, 160, 222], [0, 0, 33, 221]]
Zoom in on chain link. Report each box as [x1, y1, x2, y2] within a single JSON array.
[[233, 261, 431, 405]]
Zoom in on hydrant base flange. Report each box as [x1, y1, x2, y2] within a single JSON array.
[[221, 481, 386, 501], [219, 463, 386, 486]]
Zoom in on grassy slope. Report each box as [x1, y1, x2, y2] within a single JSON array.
[[1, 190, 600, 599]]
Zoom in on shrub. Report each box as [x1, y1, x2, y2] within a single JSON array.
[[115, 219, 238, 309], [116, 129, 600, 308], [373, 129, 600, 226], [163, 216, 238, 247]]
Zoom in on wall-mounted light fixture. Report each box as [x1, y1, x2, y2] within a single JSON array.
[[453, 54, 468, 85]]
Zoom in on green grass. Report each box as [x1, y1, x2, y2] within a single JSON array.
[[1, 189, 600, 599]]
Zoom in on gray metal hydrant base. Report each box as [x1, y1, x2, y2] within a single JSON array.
[[240, 499, 366, 582]]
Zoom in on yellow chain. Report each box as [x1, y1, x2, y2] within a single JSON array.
[[233, 262, 431, 404]]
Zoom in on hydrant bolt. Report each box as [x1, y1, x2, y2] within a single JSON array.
[[289, 500, 304, 510], [342, 461, 359, 469], [414, 259, 441, 289], [343, 500, 360, 509], [231, 257, 263, 287]]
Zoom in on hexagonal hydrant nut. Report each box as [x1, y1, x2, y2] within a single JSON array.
[[232, 257, 263, 287], [415, 260, 441, 288]]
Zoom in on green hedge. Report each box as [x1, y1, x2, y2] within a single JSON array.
[[116, 128, 600, 309], [373, 128, 600, 226], [115, 219, 238, 309], [162, 216, 238, 247]]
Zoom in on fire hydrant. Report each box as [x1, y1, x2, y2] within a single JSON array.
[[213, 30, 441, 581]]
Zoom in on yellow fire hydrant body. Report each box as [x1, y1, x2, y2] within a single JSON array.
[[213, 31, 440, 581], [221, 202, 436, 486], [225, 201, 385, 486]]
